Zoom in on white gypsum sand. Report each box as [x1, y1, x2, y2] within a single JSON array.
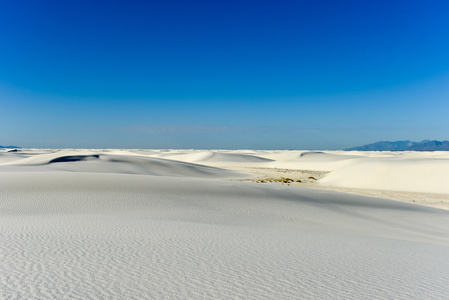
[[1, 149, 449, 299], [149, 149, 449, 209]]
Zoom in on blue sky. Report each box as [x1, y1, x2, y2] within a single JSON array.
[[1, 0, 448, 149]]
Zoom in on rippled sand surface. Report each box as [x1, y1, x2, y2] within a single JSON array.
[[1, 149, 448, 299]]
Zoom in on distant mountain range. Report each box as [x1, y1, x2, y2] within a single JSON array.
[[346, 140, 449, 151], [0, 145, 21, 149]]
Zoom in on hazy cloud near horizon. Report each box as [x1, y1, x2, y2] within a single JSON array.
[[125, 125, 319, 135]]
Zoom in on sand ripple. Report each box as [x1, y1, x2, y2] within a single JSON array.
[[1, 172, 449, 299]]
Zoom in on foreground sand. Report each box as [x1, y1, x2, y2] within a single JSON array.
[[1, 149, 449, 299]]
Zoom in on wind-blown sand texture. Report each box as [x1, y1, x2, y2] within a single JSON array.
[[1, 149, 449, 299]]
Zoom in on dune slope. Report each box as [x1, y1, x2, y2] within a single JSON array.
[[0, 151, 243, 178], [1, 170, 448, 299]]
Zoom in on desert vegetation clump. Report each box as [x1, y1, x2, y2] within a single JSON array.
[[256, 177, 296, 184]]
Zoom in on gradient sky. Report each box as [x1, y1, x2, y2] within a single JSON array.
[[1, 0, 448, 149]]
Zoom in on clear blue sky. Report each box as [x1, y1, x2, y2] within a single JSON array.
[[1, 0, 448, 149]]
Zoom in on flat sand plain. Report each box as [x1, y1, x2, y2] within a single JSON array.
[[1, 149, 449, 299]]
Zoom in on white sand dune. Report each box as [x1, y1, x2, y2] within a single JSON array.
[[266, 151, 364, 171], [1, 149, 449, 299], [157, 150, 449, 198], [0, 150, 243, 178], [319, 157, 449, 194], [155, 150, 274, 163]]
